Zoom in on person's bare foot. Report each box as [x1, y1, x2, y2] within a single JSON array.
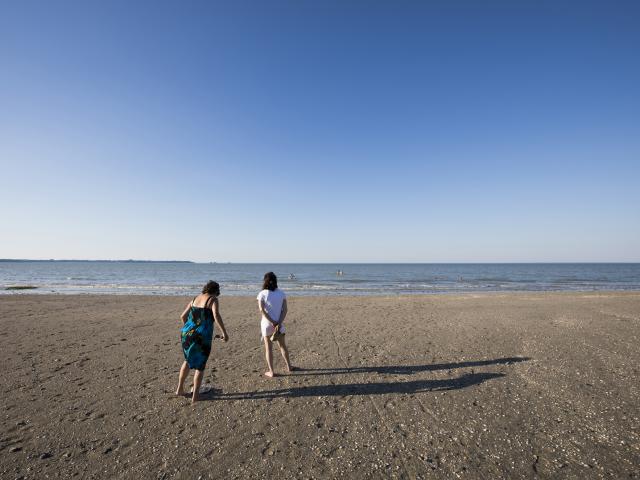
[[191, 392, 200, 404], [264, 371, 275, 378], [175, 389, 185, 396]]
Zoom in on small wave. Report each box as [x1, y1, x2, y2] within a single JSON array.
[[219, 283, 262, 291], [46, 283, 198, 292], [473, 277, 514, 283]]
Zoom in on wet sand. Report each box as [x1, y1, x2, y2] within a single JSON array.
[[1, 292, 639, 479]]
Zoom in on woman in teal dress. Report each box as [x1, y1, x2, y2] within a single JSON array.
[[176, 281, 229, 403]]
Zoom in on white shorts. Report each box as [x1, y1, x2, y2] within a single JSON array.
[[261, 318, 286, 338]]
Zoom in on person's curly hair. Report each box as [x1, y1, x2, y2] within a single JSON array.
[[262, 272, 278, 291], [202, 280, 220, 296]]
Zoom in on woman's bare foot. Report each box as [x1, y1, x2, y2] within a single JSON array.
[[175, 389, 185, 396], [264, 371, 275, 378]]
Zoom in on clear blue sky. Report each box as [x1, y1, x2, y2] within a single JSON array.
[[1, 1, 639, 262]]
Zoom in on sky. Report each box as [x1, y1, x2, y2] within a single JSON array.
[[1, 1, 639, 262]]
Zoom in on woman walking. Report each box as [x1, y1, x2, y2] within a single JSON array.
[[176, 280, 228, 403], [258, 272, 294, 377]]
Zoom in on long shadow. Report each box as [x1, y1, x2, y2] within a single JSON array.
[[202, 372, 506, 401], [196, 357, 529, 401], [289, 356, 530, 377]]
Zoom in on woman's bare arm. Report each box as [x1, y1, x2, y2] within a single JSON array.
[[259, 298, 278, 326], [278, 298, 288, 323], [212, 298, 228, 341], [180, 302, 191, 324]]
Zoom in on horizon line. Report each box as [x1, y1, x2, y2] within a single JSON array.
[[1, 259, 639, 265]]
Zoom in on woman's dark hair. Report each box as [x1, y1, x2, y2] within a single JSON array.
[[202, 280, 220, 296], [262, 272, 278, 291]]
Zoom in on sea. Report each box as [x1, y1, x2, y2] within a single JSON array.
[[1, 261, 640, 296]]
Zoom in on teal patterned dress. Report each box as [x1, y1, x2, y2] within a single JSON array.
[[181, 296, 215, 370]]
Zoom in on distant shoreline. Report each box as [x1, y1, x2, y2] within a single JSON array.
[[1, 260, 639, 265], [0, 259, 195, 264]]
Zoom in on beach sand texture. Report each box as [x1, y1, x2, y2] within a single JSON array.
[[1, 293, 639, 479]]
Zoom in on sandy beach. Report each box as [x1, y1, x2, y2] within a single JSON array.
[[1, 292, 639, 479]]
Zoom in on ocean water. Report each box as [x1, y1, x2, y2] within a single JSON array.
[[1, 262, 640, 296]]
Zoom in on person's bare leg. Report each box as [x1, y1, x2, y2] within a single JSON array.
[[263, 337, 275, 377], [176, 361, 189, 396], [192, 369, 204, 403], [276, 337, 292, 372]]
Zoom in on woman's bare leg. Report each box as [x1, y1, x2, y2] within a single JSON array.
[[192, 369, 204, 403], [176, 361, 189, 396], [276, 337, 292, 372], [263, 337, 275, 377]]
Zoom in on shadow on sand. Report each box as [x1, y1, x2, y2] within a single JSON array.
[[201, 357, 529, 401], [289, 356, 530, 377]]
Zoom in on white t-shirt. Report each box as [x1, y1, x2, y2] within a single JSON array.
[[257, 288, 286, 336]]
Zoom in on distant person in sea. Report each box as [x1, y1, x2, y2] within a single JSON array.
[[176, 280, 229, 403], [258, 272, 294, 377]]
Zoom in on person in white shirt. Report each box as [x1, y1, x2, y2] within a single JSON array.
[[257, 272, 294, 377]]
